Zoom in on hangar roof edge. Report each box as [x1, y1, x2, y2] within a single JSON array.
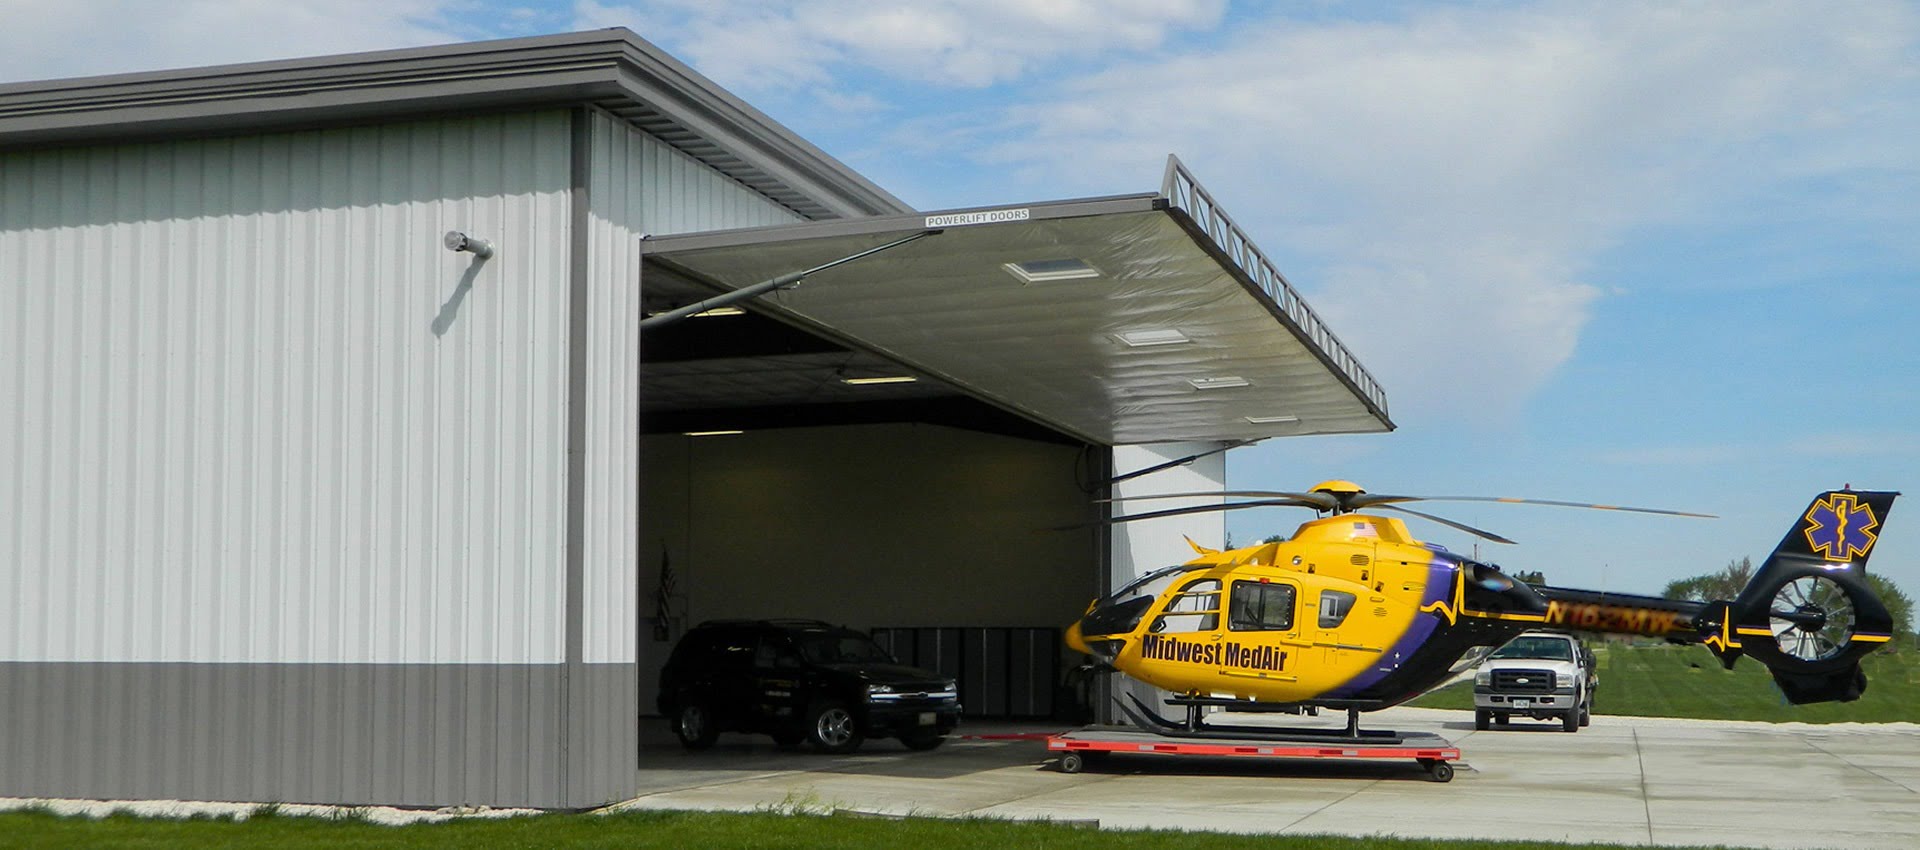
[[0, 28, 909, 221]]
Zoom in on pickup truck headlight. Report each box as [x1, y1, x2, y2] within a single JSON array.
[[1474, 669, 1492, 687]]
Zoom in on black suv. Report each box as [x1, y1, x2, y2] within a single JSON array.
[[658, 620, 961, 754]]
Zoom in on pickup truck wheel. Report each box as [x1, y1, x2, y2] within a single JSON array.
[[1561, 706, 1579, 732], [1474, 710, 1490, 731], [1494, 713, 1509, 725]]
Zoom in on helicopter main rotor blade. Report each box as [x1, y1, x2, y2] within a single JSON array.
[[1375, 505, 1518, 544], [1380, 496, 1716, 518], [1098, 490, 1338, 510], [1062, 498, 1325, 529]]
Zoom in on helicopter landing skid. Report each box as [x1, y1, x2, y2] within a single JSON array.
[[1119, 692, 1406, 746]]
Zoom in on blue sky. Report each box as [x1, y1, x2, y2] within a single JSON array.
[[5, 1, 1916, 598]]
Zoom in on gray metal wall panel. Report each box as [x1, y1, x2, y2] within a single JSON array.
[[0, 662, 602, 808]]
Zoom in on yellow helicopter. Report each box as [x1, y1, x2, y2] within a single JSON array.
[[1066, 482, 1898, 733]]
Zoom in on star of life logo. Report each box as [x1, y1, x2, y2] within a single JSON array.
[[1803, 493, 1878, 562]]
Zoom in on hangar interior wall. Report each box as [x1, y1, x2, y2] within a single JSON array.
[[636, 423, 1099, 714]]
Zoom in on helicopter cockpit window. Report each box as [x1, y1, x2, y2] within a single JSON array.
[[1150, 579, 1221, 633], [1318, 590, 1357, 629], [1229, 582, 1296, 632]]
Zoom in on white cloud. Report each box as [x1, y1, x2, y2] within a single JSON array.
[[575, 0, 1227, 91], [0, 0, 465, 82], [948, 1, 1920, 422]]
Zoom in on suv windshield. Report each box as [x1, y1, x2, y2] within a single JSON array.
[[1490, 635, 1574, 660], [796, 632, 894, 664]]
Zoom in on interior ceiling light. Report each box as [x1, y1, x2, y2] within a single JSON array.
[[684, 429, 744, 437], [842, 376, 918, 385], [1003, 258, 1100, 283], [1245, 415, 1300, 425], [1113, 328, 1191, 347], [1188, 376, 1250, 390]]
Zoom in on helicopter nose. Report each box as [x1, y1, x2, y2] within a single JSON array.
[[1065, 620, 1090, 654]]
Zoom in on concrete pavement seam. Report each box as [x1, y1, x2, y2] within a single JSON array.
[[617, 769, 811, 802], [1800, 738, 1920, 794], [1631, 728, 1654, 845], [1274, 777, 1382, 834], [957, 769, 1130, 817]]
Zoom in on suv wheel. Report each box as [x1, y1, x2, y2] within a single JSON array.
[[806, 702, 864, 754], [676, 702, 719, 750]]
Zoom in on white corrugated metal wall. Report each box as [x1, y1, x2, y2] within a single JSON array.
[[0, 102, 826, 807], [571, 110, 802, 792], [0, 112, 573, 666], [580, 108, 801, 668], [0, 111, 583, 806]]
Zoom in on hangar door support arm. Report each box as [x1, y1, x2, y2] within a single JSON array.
[[640, 230, 939, 330]]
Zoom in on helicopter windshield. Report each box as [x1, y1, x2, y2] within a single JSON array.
[[1489, 635, 1575, 661], [1104, 564, 1209, 605]]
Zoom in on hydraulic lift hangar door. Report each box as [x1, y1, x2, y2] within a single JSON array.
[[635, 176, 1392, 723]]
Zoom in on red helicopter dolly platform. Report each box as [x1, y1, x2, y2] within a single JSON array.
[[1047, 726, 1461, 782]]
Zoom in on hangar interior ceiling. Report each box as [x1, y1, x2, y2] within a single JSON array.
[[641, 193, 1392, 447], [638, 284, 1068, 442]]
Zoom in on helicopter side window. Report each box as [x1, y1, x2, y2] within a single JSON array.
[[1318, 590, 1357, 629], [1150, 579, 1221, 633], [1228, 582, 1296, 632]]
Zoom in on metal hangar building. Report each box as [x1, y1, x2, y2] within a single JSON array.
[[0, 29, 1391, 808]]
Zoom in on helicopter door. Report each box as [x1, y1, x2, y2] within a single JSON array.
[[1226, 581, 1297, 634], [1223, 580, 1301, 687], [1312, 588, 1364, 672]]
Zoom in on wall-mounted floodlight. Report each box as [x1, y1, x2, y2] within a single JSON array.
[[444, 231, 495, 259]]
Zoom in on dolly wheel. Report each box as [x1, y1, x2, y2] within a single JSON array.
[[1059, 751, 1086, 774], [1423, 759, 1454, 783]]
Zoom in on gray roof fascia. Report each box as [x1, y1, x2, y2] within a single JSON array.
[[0, 28, 909, 220]]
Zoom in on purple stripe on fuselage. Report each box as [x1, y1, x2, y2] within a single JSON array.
[[1326, 546, 1453, 697]]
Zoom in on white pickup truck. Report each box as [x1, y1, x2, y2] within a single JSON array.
[[1472, 631, 1596, 732]]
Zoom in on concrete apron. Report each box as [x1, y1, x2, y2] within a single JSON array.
[[617, 707, 1920, 849]]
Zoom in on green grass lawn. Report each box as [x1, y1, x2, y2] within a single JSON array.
[[0, 807, 1771, 850], [1411, 643, 1920, 723]]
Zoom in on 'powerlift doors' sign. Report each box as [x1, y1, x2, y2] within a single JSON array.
[[924, 208, 1030, 228]]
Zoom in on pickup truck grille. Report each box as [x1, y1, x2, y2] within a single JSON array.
[[1491, 669, 1555, 692]]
